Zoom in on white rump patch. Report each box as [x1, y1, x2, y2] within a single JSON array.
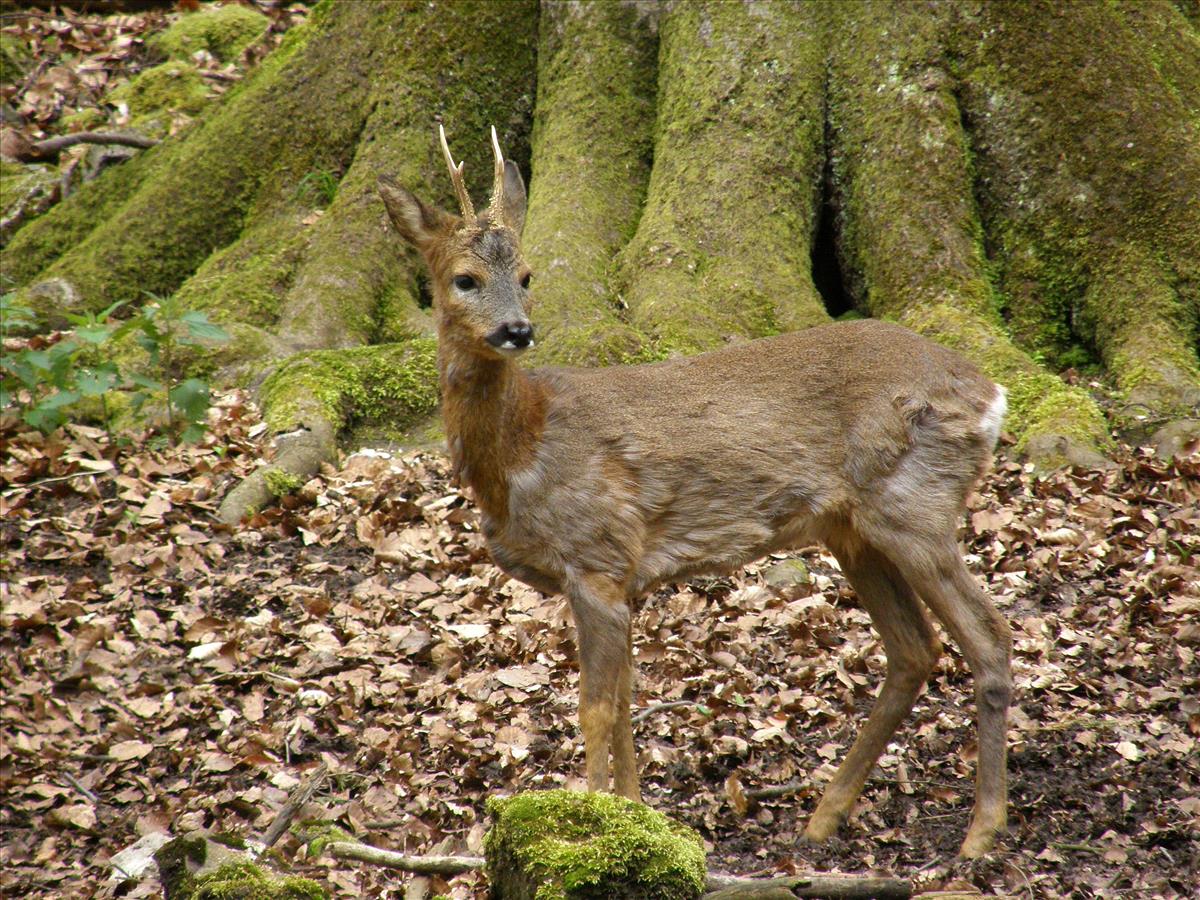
[[978, 385, 1008, 447]]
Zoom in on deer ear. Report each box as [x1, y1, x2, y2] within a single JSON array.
[[501, 160, 526, 235], [378, 176, 451, 249]]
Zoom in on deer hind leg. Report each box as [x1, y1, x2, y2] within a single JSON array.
[[875, 533, 1013, 858], [611, 621, 640, 800], [567, 573, 638, 799], [806, 541, 942, 843]]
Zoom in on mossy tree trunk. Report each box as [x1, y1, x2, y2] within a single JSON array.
[[6, 0, 1198, 516]]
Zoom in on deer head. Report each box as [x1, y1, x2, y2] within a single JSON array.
[[378, 126, 533, 359]]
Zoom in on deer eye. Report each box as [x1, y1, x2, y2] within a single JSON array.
[[453, 275, 476, 291], [520, 272, 532, 290]]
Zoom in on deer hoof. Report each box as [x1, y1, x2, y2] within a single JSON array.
[[958, 819, 1005, 858], [802, 814, 842, 843]]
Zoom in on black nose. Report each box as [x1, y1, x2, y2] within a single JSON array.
[[488, 320, 534, 350]]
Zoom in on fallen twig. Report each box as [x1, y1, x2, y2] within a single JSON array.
[[23, 131, 158, 162], [744, 780, 804, 801], [261, 761, 328, 850], [326, 842, 483, 876], [62, 772, 99, 805], [703, 872, 911, 898], [325, 842, 912, 898], [631, 700, 700, 725]]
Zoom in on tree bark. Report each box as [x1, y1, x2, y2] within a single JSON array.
[[5, 0, 1199, 484], [522, 0, 658, 366], [617, 0, 830, 357]]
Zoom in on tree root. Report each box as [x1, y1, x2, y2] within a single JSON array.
[[522, 0, 658, 366], [3, 129, 157, 162], [217, 419, 335, 525], [826, 1, 1112, 467], [617, 1, 830, 356]]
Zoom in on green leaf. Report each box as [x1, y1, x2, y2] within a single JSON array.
[[0, 295, 38, 336], [169, 377, 211, 423], [75, 324, 115, 345], [179, 422, 207, 443], [24, 406, 65, 432], [128, 372, 165, 391], [77, 367, 120, 397], [179, 311, 230, 343], [37, 389, 81, 410]]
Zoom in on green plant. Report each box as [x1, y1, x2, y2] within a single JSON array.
[[0, 292, 229, 442], [295, 168, 340, 206], [128, 293, 230, 442], [1, 296, 128, 433]]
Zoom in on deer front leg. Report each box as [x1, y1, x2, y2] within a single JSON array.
[[568, 573, 638, 799]]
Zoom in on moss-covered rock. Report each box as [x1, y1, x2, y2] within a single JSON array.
[[154, 835, 324, 900], [0, 31, 32, 87], [149, 3, 269, 64], [110, 61, 209, 136], [259, 339, 439, 438], [485, 790, 705, 900]]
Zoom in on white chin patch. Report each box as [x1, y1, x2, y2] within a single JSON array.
[[497, 341, 533, 355]]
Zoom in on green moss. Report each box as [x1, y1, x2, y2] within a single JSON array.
[[111, 61, 209, 128], [948, 0, 1200, 422], [260, 339, 439, 439], [10, 5, 366, 317], [263, 467, 303, 497], [1077, 245, 1200, 419], [2, 153, 150, 299], [617, 1, 829, 356], [0, 162, 59, 244], [0, 32, 32, 86], [522, 1, 657, 367], [154, 838, 323, 900], [291, 822, 354, 858], [174, 215, 312, 329], [60, 107, 108, 131], [827, 1, 1000, 325], [485, 790, 706, 900], [149, 4, 269, 63], [189, 861, 323, 900]]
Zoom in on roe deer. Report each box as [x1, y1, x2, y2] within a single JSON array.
[[377, 126, 1013, 858]]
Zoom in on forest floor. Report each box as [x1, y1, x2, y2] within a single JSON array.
[[1, 388, 1198, 900], [5, 5, 1199, 897]]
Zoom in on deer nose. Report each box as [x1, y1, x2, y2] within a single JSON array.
[[488, 320, 534, 350]]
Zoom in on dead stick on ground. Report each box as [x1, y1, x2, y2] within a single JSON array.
[[703, 872, 911, 899], [631, 700, 699, 725], [325, 842, 912, 898], [62, 772, 99, 805], [11, 131, 159, 162], [327, 843, 484, 876], [261, 761, 328, 850], [744, 780, 805, 801]]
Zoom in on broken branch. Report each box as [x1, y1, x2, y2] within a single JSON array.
[[3, 130, 157, 163], [325, 842, 913, 898]]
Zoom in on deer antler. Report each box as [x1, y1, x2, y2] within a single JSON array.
[[486, 125, 506, 228], [439, 124, 475, 221]]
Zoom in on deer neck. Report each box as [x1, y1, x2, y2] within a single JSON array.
[[438, 341, 547, 525]]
